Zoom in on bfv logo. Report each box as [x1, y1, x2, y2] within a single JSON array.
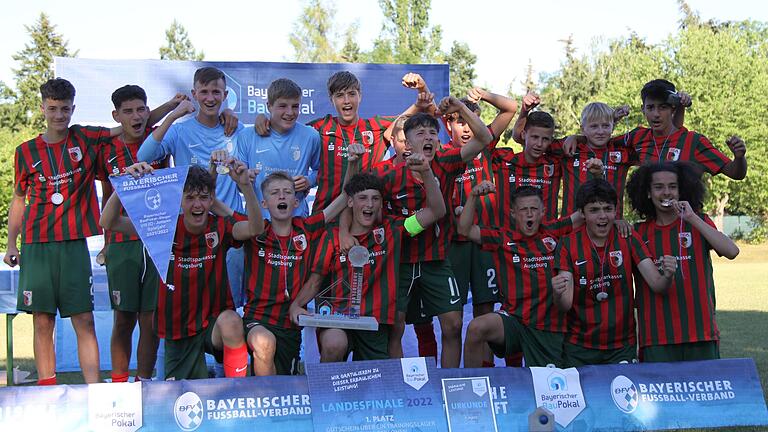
[[174, 391, 204, 431], [611, 375, 639, 413]]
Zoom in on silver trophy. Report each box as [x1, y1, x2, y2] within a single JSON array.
[[298, 245, 379, 331]]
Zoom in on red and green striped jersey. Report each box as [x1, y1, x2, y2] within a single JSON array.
[[619, 126, 731, 175], [558, 141, 636, 218], [101, 128, 169, 243], [310, 216, 404, 324], [480, 217, 573, 333], [634, 215, 719, 347], [243, 213, 325, 329], [156, 214, 238, 340], [492, 148, 562, 224], [13, 125, 110, 243], [378, 147, 466, 263], [445, 126, 499, 240], [308, 115, 393, 213], [554, 227, 651, 350]]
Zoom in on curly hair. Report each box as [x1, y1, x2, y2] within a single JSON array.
[[626, 161, 705, 220]]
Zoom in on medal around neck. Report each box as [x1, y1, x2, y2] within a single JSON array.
[[596, 292, 609, 302], [51, 192, 64, 205], [298, 245, 378, 331]]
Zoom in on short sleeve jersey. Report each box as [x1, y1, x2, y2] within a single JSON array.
[[378, 147, 466, 263], [480, 217, 573, 332], [558, 141, 636, 218], [492, 148, 562, 225], [14, 125, 110, 243], [634, 215, 719, 347], [243, 213, 326, 329], [101, 127, 169, 243], [621, 126, 731, 175], [310, 217, 404, 325], [308, 115, 393, 213], [554, 227, 651, 350], [156, 214, 239, 340]]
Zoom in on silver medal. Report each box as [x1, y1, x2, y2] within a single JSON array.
[[216, 163, 230, 175], [596, 292, 608, 302], [51, 192, 64, 205], [454, 206, 463, 216]]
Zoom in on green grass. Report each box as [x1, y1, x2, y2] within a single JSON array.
[[1, 244, 767, 430]]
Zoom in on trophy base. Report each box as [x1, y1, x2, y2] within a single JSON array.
[[298, 314, 379, 331]]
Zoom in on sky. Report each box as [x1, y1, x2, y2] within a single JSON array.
[[0, 0, 765, 95]]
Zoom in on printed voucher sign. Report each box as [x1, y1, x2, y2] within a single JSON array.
[[140, 376, 313, 431], [441, 377, 497, 432], [306, 357, 448, 432], [109, 166, 189, 283]]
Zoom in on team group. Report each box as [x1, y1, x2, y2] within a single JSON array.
[[5, 65, 748, 384]]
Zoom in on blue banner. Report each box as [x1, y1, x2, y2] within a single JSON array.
[[109, 167, 189, 283], [140, 376, 312, 431], [54, 58, 450, 128], [306, 357, 449, 432]]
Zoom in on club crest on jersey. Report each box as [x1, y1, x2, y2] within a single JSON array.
[[22, 290, 32, 306], [205, 232, 219, 249], [666, 148, 681, 161], [68, 147, 83, 162], [609, 250, 623, 267], [293, 234, 307, 251], [373, 227, 385, 245], [111, 290, 121, 306], [609, 151, 622, 163], [291, 146, 301, 161], [361, 130, 374, 146], [543, 164, 554, 177], [679, 232, 692, 248], [542, 236, 557, 252]]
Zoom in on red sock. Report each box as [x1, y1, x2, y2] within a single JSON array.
[[223, 344, 248, 378], [111, 372, 130, 383], [505, 352, 523, 367], [481, 360, 495, 368], [38, 375, 57, 386], [414, 322, 438, 359]]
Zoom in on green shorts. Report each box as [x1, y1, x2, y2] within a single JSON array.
[[164, 321, 222, 380], [17, 240, 93, 317], [489, 311, 565, 368], [448, 241, 499, 305], [244, 319, 301, 375], [641, 341, 719, 363], [398, 260, 463, 321], [106, 240, 159, 313], [318, 325, 391, 361], [563, 342, 637, 367]]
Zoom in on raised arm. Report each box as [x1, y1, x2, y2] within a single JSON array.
[[407, 153, 447, 230], [438, 96, 492, 162], [229, 160, 265, 240], [551, 271, 574, 312], [512, 92, 540, 144], [720, 135, 747, 180], [457, 181, 495, 243], [677, 201, 739, 259], [467, 87, 518, 139], [137, 99, 195, 162], [323, 143, 365, 222], [148, 93, 188, 126], [637, 255, 677, 293]]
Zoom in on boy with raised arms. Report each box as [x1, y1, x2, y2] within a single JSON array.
[[101, 162, 263, 380], [5, 78, 119, 384], [236, 78, 320, 220], [137, 66, 247, 306], [240, 144, 364, 375], [552, 179, 677, 366], [290, 150, 446, 362], [459, 183, 582, 368], [627, 161, 739, 362]]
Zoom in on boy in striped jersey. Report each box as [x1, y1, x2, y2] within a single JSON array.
[[627, 161, 739, 362], [459, 183, 583, 368], [552, 179, 677, 366], [619, 79, 747, 179], [290, 152, 446, 362], [5, 78, 120, 385], [101, 162, 264, 380], [241, 144, 364, 375], [101, 85, 183, 383]]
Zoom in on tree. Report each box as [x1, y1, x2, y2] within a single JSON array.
[[290, 0, 362, 63], [447, 41, 476, 97], [522, 60, 536, 93], [10, 13, 77, 130], [373, 0, 444, 64], [159, 20, 204, 61]]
